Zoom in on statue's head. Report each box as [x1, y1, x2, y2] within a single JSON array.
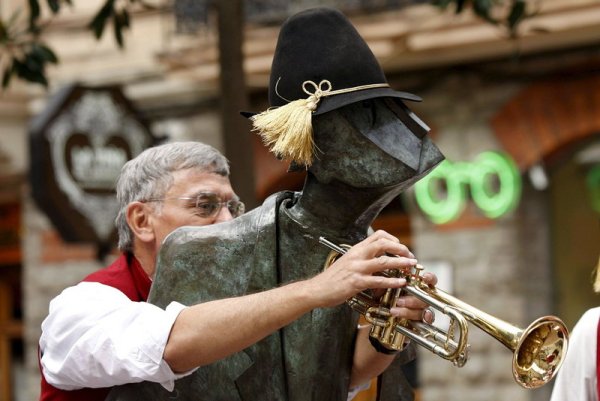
[[249, 7, 444, 189]]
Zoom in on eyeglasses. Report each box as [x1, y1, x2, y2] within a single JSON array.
[[144, 192, 245, 218]]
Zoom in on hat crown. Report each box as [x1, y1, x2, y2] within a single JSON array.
[[250, 7, 423, 167], [269, 7, 387, 110]]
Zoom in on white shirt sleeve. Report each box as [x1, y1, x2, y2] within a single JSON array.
[[347, 381, 371, 401], [549, 307, 599, 401], [39, 281, 196, 391]]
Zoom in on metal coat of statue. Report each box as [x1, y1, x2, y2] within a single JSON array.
[[108, 7, 445, 401]]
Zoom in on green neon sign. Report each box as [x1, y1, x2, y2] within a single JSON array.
[[414, 151, 522, 224], [587, 164, 600, 214]]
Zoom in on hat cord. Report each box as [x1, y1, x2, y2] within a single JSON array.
[[253, 78, 390, 166], [302, 79, 389, 107]]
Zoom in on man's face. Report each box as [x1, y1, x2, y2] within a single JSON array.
[[150, 168, 238, 250]]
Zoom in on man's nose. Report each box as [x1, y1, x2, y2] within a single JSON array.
[[214, 204, 234, 223]]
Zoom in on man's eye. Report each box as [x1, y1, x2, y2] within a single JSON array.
[[197, 202, 217, 213]]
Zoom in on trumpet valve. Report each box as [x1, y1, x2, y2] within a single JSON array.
[[402, 264, 425, 285], [365, 306, 392, 327], [452, 346, 470, 367]]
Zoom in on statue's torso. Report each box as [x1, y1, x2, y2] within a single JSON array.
[[107, 192, 358, 401]]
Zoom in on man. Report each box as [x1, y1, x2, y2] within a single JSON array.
[[109, 7, 445, 401], [39, 141, 433, 401]]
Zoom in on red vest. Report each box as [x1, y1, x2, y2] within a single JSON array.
[[39, 253, 151, 401], [596, 317, 600, 399]]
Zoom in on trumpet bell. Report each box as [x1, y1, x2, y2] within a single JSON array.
[[513, 316, 569, 389]]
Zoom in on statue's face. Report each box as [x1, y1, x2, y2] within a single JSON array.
[[309, 98, 440, 188]]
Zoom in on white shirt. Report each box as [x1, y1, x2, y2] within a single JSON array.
[[39, 281, 195, 391], [550, 307, 600, 401]]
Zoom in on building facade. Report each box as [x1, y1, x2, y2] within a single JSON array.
[[0, 1, 598, 400]]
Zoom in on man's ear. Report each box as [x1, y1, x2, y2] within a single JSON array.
[[126, 201, 156, 244]]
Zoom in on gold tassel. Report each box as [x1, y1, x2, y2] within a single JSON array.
[[251, 79, 390, 166], [251, 97, 316, 167]]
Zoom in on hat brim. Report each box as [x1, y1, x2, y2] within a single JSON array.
[[240, 87, 421, 119], [316, 87, 421, 115]]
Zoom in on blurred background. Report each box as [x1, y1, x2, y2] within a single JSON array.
[[0, 0, 599, 400]]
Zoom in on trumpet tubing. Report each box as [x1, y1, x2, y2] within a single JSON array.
[[319, 237, 569, 389]]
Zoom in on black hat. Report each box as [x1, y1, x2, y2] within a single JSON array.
[[251, 7, 422, 167]]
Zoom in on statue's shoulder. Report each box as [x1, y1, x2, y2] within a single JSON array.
[[149, 191, 295, 307]]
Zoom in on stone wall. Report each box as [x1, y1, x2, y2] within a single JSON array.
[[23, 198, 105, 400], [406, 70, 555, 401]]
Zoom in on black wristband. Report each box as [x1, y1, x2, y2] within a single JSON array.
[[369, 336, 400, 355]]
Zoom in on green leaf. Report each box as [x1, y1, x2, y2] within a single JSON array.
[[508, 0, 526, 30], [47, 0, 75, 14], [111, 9, 131, 48], [472, 0, 498, 24], [47, 0, 60, 13], [113, 14, 124, 47], [31, 43, 59, 64], [26, 70, 48, 86], [14, 58, 48, 86], [28, 0, 41, 30], [24, 52, 43, 72], [88, 0, 115, 40], [121, 9, 130, 28], [0, 20, 7, 42], [40, 44, 59, 63], [2, 62, 14, 89], [13, 59, 28, 77], [13, 44, 57, 87], [431, 0, 454, 9]]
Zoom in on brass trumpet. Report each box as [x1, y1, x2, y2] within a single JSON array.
[[319, 237, 569, 389]]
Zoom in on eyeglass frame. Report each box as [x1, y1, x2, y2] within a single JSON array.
[[142, 192, 245, 218]]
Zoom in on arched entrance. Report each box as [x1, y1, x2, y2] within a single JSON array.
[[492, 68, 600, 329]]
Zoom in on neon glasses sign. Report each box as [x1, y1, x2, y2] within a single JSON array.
[[587, 164, 600, 214], [414, 151, 522, 224]]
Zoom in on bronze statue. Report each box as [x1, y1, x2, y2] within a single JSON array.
[[108, 7, 444, 401]]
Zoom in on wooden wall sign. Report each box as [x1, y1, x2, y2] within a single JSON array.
[[29, 83, 155, 247]]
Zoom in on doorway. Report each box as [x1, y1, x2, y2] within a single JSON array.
[[550, 138, 600, 330]]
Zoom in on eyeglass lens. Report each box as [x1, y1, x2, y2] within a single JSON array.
[[195, 193, 245, 218]]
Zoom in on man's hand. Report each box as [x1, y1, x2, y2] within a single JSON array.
[[347, 254, 438, 389], [308, 230, 418, 308], [391, 271, 437, 323]]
